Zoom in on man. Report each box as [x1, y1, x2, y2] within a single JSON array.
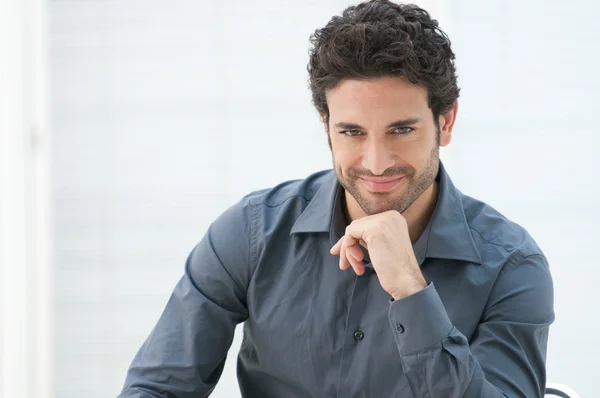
[[119, 1, 554, 397]]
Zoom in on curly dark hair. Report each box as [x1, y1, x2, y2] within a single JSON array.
[[308, 0, 459, 125]]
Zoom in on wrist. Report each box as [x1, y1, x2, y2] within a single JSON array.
[[390, 278, 427, 301]]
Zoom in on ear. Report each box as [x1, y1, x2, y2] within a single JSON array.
[[321, 113, 333, 150], [438, 100, 458, 147], [320, 113, 329, 132]]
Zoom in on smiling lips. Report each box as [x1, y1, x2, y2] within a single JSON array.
[[359, 176, 405, 192]]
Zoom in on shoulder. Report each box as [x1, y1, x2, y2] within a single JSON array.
[[460, 193, 547, 270], [459, 193, 553, 324], [198, 170, 335, 277], [219, 169, 335, 235], [242, 169, 334, 207]]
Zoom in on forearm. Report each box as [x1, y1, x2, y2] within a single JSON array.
[[119, 386, 173, 398], [119, 274, 241, 398], [388, 283, 547, 398]]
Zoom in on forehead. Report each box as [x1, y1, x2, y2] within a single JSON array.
[[325, 77, 430, 122]]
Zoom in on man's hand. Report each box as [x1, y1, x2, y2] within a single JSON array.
[[330, 210, 427, 300]]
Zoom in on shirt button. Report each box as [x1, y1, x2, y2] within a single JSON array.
[[353, 329, 364, 341], [395, 324, 405, 333]]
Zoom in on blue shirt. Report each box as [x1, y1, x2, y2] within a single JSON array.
[[119, 162, 554, 397]]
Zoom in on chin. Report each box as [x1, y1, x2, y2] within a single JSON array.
[[363, 207, 393, 216], [364, 189, 403, 202], [360, 199, 399, 215], [361, 190, 414, 214]]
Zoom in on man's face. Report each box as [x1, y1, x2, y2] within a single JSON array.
[[325, 77, 452, 216]]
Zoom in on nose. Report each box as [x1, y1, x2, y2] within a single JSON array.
[[361, 137, 395, 175]]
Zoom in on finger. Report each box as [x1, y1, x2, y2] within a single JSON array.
[[330, 236, 344, 255], [338, 234, 349, 270], [341, 234, 365, 275], [346, 244, 364, 262], [339, 240, 351, 271], [344, 221, 371, 248], [339, 234, 359, 271], [333, 218, 368, 255], [347, 250, 365, 275]]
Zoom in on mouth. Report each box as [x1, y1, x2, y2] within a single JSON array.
[[358, 176, 405, 193]]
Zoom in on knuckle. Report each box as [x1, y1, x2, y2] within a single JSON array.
[[392, 211, 406, 224]]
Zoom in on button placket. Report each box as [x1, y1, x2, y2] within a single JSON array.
[[336, 273, 371, 397], [353, 329, 364, 340]]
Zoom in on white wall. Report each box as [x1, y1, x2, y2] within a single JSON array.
[[445, 1, 599, 394], [49, 1, 598, 397], [1, 0, 53, 397]]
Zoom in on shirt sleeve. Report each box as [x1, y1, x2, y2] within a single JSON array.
[[388, 254, 554, 398], [118, 199, 255, 398]]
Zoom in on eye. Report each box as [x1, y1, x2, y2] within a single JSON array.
[[340, 130, 363, 137], [392, 127, 414, 135]]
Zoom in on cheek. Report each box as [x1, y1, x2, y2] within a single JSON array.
[[388, 139, 424, 161], [335, 151, 362, 173], [331, 140, 357, 164]]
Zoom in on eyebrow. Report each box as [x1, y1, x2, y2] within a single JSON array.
[[333, 118, 422, 130]]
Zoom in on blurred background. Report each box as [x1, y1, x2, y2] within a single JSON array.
[[1, 0, 598, 397]]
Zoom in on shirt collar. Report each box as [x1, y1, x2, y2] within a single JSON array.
[[289, 171, 343, 247], [412, 162, 482, 265], [290, 162, 482, 265]]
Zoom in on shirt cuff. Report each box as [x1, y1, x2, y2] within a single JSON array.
[[388, 282, 453, 355]]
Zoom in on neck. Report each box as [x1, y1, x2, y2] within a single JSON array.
[[402, 181, 438, 242]]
